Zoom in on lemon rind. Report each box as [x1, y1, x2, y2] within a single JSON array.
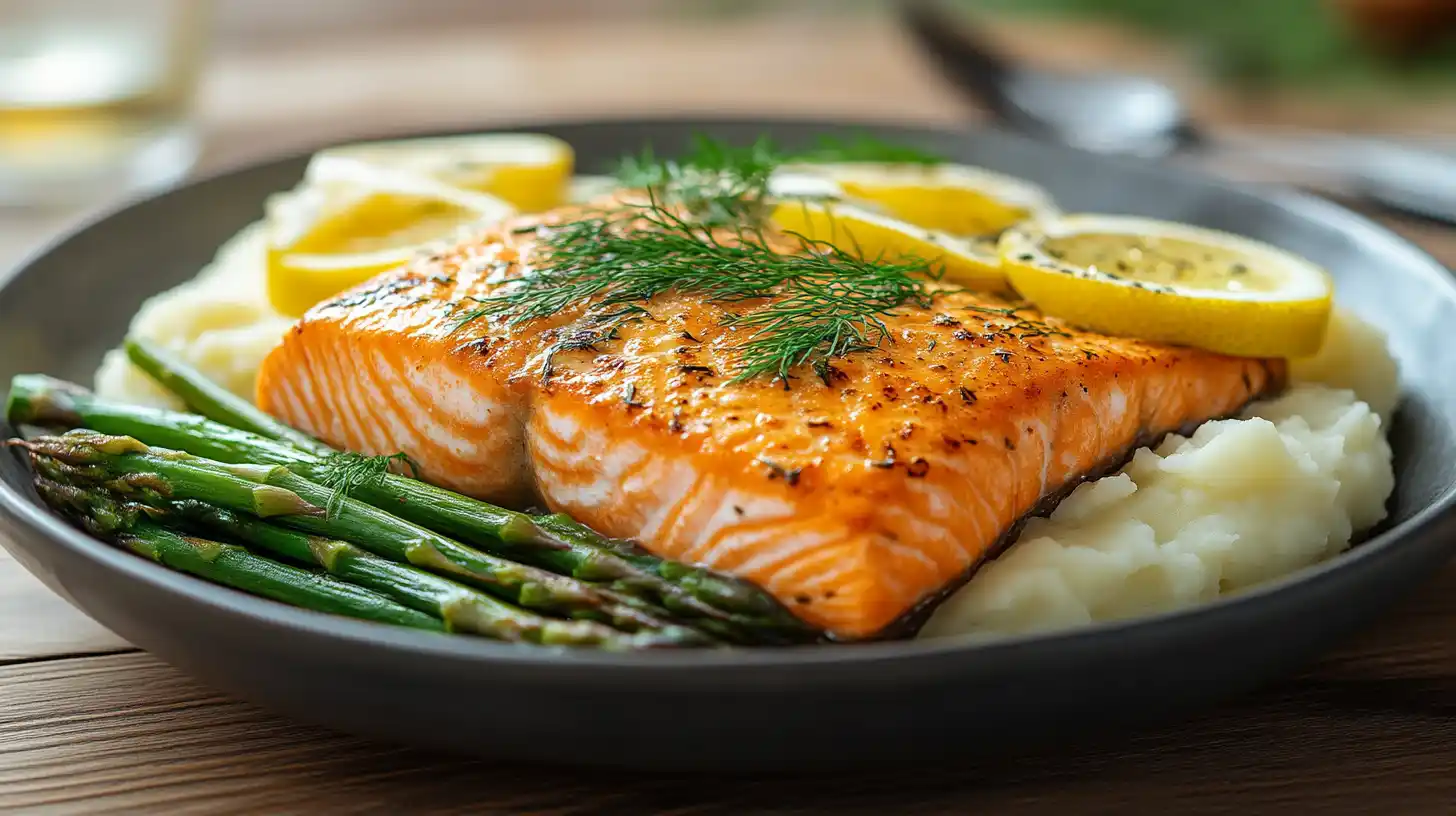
[[772, 161, 1058, 215], [770, 198, 1006, 290]]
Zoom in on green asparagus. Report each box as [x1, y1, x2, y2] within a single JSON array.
[[165, 501, 679, 649], [9, 374, 816, 642], [123, 338, 330, 455], [32, 477, 444, 631], [15, 431, 711, 645]]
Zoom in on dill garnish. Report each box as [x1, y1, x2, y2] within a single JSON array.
[[622, 383, 645, 407], [482, 202, 937, 385], [459, 133, 947, 386], [789, 132, 946, 165], [614, 136, 780, 227], [723, 238, 935, 387], [629, 132, 946, 173], [611, 133, 944, 225], [755, 456, 802, 486], [314, 451, 419, 517]]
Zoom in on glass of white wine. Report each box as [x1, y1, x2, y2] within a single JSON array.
[[0, 0, 209, 208]]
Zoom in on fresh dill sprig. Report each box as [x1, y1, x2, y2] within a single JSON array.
[[477, 199, 937, 385], [460, 132, 947, 385], [610, 133, 943, 226], [314, 451, 418, 517], [483, 203, 794, 327], [725, 238, 937, 387], [661, 131, 946, 170], [788, 132, 946, 165], [613, 135, 780, 226]]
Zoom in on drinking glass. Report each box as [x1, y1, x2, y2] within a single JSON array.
[[0, 0, 208, 208]]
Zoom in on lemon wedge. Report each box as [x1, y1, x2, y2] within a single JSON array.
[[769, 197, 1009, 291], [771, 162, 1057, 236], [307, 133, 575, 213], [998, 214, 1334, 358], [265, 162, 513, 316]]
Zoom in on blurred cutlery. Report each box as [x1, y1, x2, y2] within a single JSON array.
[[897, 0, 1456, 224]]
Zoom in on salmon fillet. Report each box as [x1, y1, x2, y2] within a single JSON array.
[[256, 218, 1284, 638]]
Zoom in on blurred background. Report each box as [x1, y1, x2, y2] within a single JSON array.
[[2, 0, 1453, 268]]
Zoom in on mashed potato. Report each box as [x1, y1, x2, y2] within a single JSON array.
[[920, 382, 1394, 639], [1290, 308, 1401, 419], [94, 222, 293, 409], [95, 218, 1400, 641]]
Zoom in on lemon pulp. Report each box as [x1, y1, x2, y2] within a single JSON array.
[[265, 172, 511, 317], [1000, 215, 1334, 358], [837, 182, 1036, 237], [773, 161, 1057, 239], [283, 194, 479, 255], [1040, 233, 1285, 294]]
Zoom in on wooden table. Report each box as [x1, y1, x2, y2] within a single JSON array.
[[3, 9, 1455, 813]]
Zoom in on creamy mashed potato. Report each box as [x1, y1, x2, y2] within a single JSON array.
[[1290, 308, 1401, 419], [921, 381, 1394, 639], [94, 218, 1400, 641], [921, 307, 1397, 640], [94, 222, 292, 409]]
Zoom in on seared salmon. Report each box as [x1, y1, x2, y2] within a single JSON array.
[[256, 217, 1284, 638]]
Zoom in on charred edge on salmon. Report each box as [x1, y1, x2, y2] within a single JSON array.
[[849, 358, 1286, 643]]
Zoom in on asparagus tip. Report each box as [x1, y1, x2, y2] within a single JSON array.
[[6, 373, 88, 428], [8, 431, 149, 465], [498, 514, 569, 551], [251, 483, 324, 518]]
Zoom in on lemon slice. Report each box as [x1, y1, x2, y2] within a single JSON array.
[[769, 197, 1009, 292], [306, 133, 574, 213], [266, 162, 513, 316], [998, 214, 1334, 358], [771, 162, 1057, 236]]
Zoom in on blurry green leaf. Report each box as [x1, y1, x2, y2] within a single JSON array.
[[957, 0, 1456, 92]]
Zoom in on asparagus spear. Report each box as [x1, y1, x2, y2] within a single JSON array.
[[9, 375, 816, 641], [163, 500, 676, 649], [15, 431, 711, 645], [8, 375, 317, 468], [123, 338, 330, 455], [110, 351, 807, 629], [32, 477, 444, 631]]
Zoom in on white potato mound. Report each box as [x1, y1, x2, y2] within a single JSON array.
[[921, 319, 1398, 639], [1290, 307, 1401, 419], [94, 222, 294, 409]]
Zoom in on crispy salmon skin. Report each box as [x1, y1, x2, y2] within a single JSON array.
[[256, 215, 1284, 638]]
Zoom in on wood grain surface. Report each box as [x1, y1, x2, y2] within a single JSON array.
[[0, 550, 127, 662], [1, 5, 1454, 813], [3, 561, 1456, 815]]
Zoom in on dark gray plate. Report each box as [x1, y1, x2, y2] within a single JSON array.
[[2, 118, 1454, 772]]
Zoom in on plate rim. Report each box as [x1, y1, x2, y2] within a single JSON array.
[[2, 114, 1454, 674]]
